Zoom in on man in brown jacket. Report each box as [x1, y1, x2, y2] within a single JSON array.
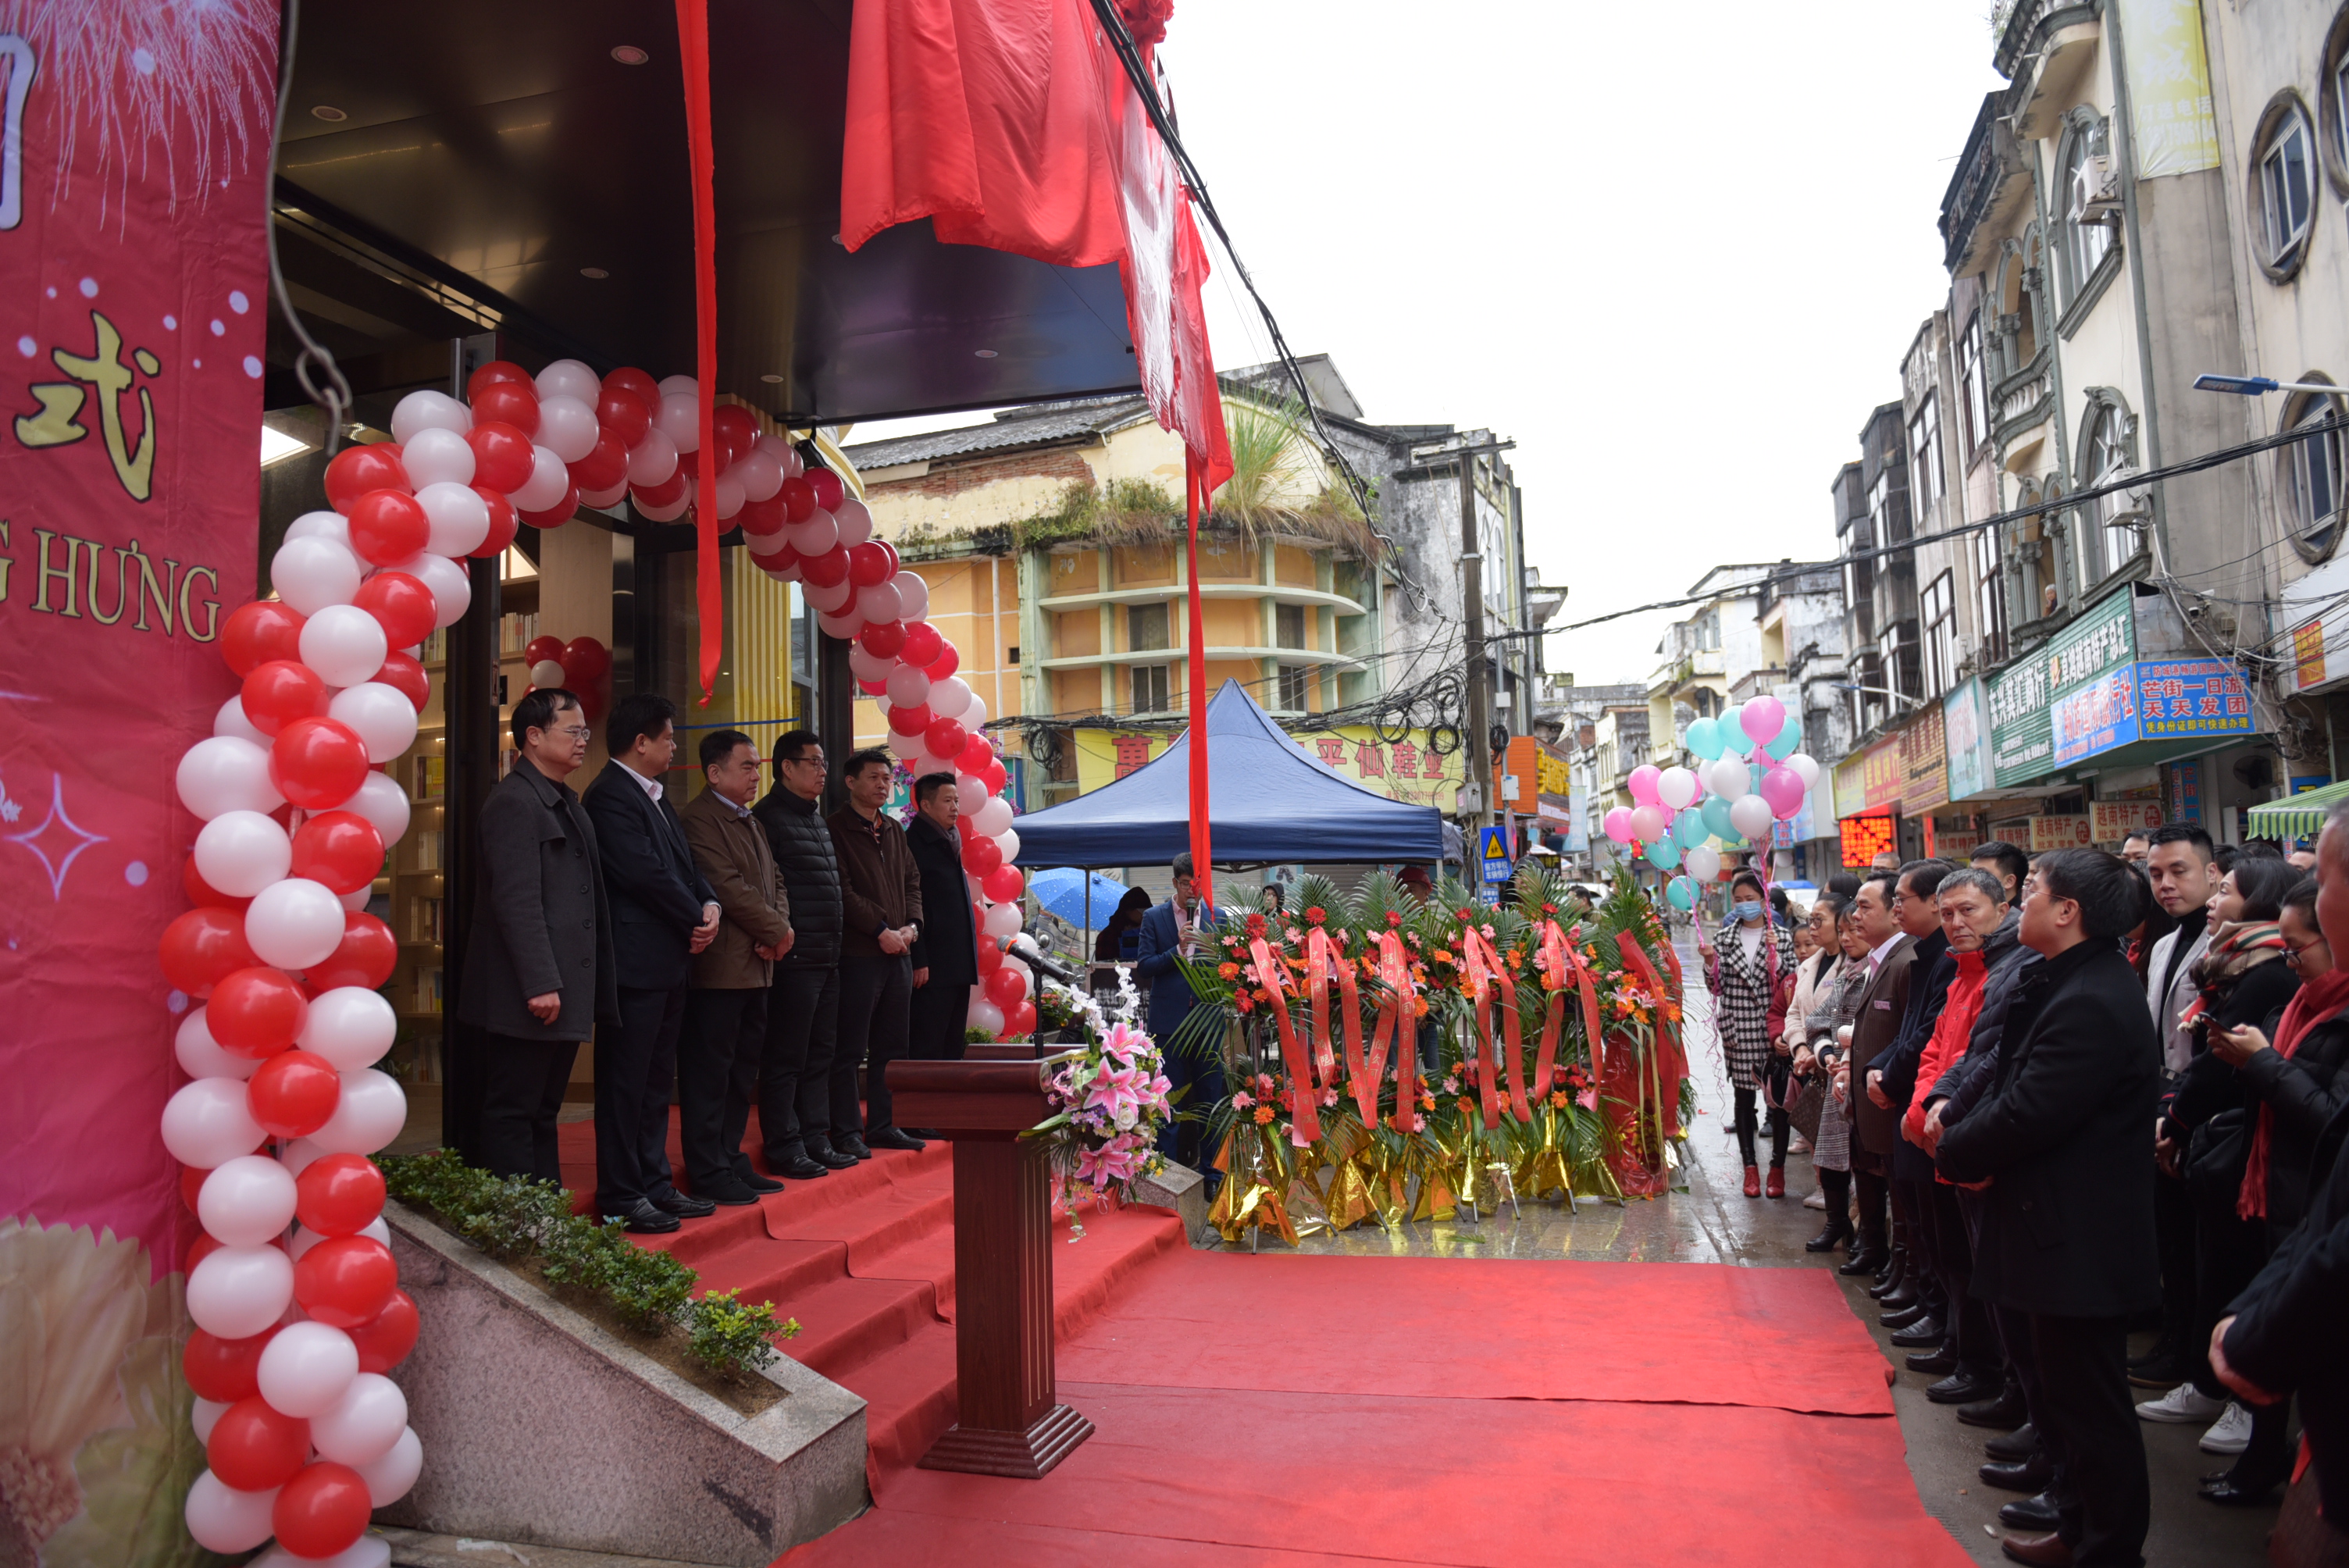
[[1839, 868, 1916, 1278], [829, 748, 925, 1153], [679, 729, 796, 1203]]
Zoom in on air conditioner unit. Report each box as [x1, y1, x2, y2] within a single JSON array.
[[2080, 155, 2123, 221]]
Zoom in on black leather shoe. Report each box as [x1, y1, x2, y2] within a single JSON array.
[[733, 1169, 785, 1194], [1984, 1423, 2040, 1463], [807, 1146, 859, 1171], [1805, 1223, 1853, 1253], [1980, 1454, 2054, 1492], [1891, 1315, 1947, 1349], [700, 1177, 761, 1207], [654, 1190, 717, 1218], [865, 1128, 926, 1152], [1881, 1302, 1931, 1330], [1959, 1386, 2030, 1429], [905, 1128, 943, 1140], [1876, 1281, 1923, 1313], [1929, 1370, 1999, 1405], [2126, 1335, 2180, 1373], [836, 1135, 874, 1161], [1998, 1491, 2059, 1531], [2198, 1475, 2280, 1506], [613, 1199, 680, 1235], [1907, 1345, 1959, 1374], [1870, 1248, 1905, 1291], [1838, 1248, 1887, 1278], [1997, 1531, 2073, 1567], [776, 1154, 831, 1179]]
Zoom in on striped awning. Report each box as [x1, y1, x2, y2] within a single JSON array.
[[2247, 778, 2349, 839]]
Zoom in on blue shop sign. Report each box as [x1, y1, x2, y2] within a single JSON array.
[[2050, 657, 2252, 767]]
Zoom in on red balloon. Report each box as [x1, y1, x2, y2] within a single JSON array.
[[220, 600, 306, 677], [561, 636, 611, 680], [876, 539, 902, 576], [982, 864, 1025, 903], [296, 1153, 387, 1238], [208, 1396, 312, 1492], [778, 476, 816, 524], [712, 404, 759, 470], [519, 483, 578, 530], [181, 1163, 211, 1214], [184, 855, 252, 912], [348, 1288, 421, 1374], [323, 444, 410, 513], [569, 426, 630, 494], [273, 1462, 372, 1561], [308, 913, 398, 992], [899, 620, 943, 668], [986, 964, 1028, 1010], [595, 385, 652, 448], [209, 967, 309, 1057], [352, 571, 437, 650], [964, 836, 1003, 877], [522, 634, 565, 667], [472, 486, 519, 558], [248, 1049, 341, 1139], [270, 718, 372, 811], [982, 758, 1008, 795], [632, 467, 687, 508], [469, 378, 539, 436], [925, 717, 968, 760], [465, 359, 534, 403], [601, 367, 660, 420], [807, 467, 845, 511], [975, 936, 1003, 975], [241, 659, 328, 737], [290, 811, 386, 896], [886, 702, 932, 738], [800, 546, 850, 588], [183, 1326, 275, 1403], [857, 677, 887, 697], [847, 541, 893, 587], [346, 488, 431, 568], [926, 640, 961, 681], [737, 493, 786, 537], [957, 732, 996, 773], [294, 1235, 397, 1328], [858, 619, 906, 659], [160, 908, 261, 998], [1004, 1000, 1037, 1039], [464, 419, 536, 494], [757, 542, 804, 579], [957, 814, 978, 842], [374, 651, 431, 711]]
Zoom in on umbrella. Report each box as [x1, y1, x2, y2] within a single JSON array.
[[1028, 868, 1135, 930]]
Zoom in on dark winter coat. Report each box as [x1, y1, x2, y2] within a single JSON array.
[[751, 784, 843, 968], [907, 814, 979, 989], [457, 761, 621, 1042]]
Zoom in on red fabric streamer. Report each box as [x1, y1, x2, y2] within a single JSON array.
[[1303, 929, 1339, 1090], [1367, 935, 1414, 1132], [675, 0, 723, 704], [1616, 937, 1686, 1138], [1462, 931, 1531, 1124], [1250, 935, 1317, 1145]]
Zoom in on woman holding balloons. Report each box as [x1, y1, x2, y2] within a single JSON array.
[[1698, 866, 1798, 1199]]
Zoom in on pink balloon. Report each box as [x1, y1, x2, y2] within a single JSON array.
[[1741, 695, 1788, 745], [1602, 807, 1635, 846], [1626, 764, 1662, 808], [1628, 804, 1667, 843], [1759, 765, 1806, 819]]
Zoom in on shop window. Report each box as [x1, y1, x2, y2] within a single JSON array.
[[1274, 602, 1306, 650], [1128, 600, 1169, 652], [1909, 392, 1943, 512], [1922, 571, 1957, 698], [1960, 312, 1990, 455], [1277, 663, 1312, 711], [2252, 94, 2318, 278], [1132, 662, 1171, 713], [2283, 384, 2347, 562]]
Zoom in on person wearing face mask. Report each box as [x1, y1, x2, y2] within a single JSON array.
[[1697, 868, 1795, 1199]]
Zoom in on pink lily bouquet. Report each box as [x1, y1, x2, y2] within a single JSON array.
[[1029, 1014, 1174, 1203]]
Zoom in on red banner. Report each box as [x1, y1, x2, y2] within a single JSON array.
[[0, 7, 276, 1561]]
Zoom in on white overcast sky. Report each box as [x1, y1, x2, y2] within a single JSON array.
[[854, 2, 2008, 689]]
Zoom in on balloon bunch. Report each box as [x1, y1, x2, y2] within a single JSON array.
[[521, 633, 612, 723], [1599, 695, 1823, 911]]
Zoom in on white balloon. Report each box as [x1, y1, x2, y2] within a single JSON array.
[[785, 509, 837, 557], [886, 665, 932, 708], [330, 682, 420, 764], [579, 480, 629, 510], [535, 393, 600, 464], [745, 522, 790, 557], [960, 692, 989, 729], [634, 491, 690, 524], [892, 569, 929, 622], [857, 581, 902, 625], [280, 1137, 328, 1179], [401, 426, 476, 489], [734, 447, 783, 503], [178, 1007, 262, 1082], [1728, 793, 1775, 843], [178, 736, 283, 820], [529, 658, 566, 688], [1684, 845, 1723, 882], [967, 998, 1006, 1035], [272, 535, 363, 615], [929, 676, 972, 720], [187, 1244, 294, 1340], [184, 1470, 280, 1554], [713, 473, 746, 521], [803, 575, 855, 614], [753, 431, 796, 467], [415, 479, 491, 557], [1656, 765, 1698, 813], [1787, 752, 1821, 789], [245, 878, 348, 971], [162, 1076, 269, 1167], [390, 389, 469, 444], [534, 358, 601, 404], [832, 498, 874, 548], [1706, 755, 1750, 800], [284, 509, 351, 549], [385, 551, 472, 628], [291, 1215, 390, 1260], [658, 374, 700, 399], [512, 444, 570, 512], [994, 825, 1020, 864], [251, 1537, 392, 1568], [191, 1396, 230, 1444], [982, 901, 1024, 939], [971, 796, 1013, 836], [347, 770, 412, 847], [357, 1426, 423, 1508], [194, 810, 291, 896], [299, 987, 397, 1071], [257, 1320, 359, 1417], [340, 884, 373, 912], [310, 1372, 408, 1466], [626, 427, 680, 487], [198, 1154, 298, 1248], [309, 1068, 407, 1155], [656, 390, 701, 452], [955, 770, 990, 808], [216, 693, 269, 744], [299, 603, 390, 689], [816, 608, 865, 641], [847, 643, 894, 682]]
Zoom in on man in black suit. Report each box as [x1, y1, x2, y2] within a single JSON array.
[[455, 689, 618, 1185], [580, 693, 721, 1234], [1939, 848, 2161, 1568], [751, 729, 852, 1178], [906, 772, 978, 1076]]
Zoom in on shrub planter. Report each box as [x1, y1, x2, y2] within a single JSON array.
[[378, 1200, 866, 1566]]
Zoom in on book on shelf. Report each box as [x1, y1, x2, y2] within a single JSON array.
[[412, 754, 445, 801], [497, 610, 543, 657], [409, 896, 443, 945], [414, 831, 442, 872], [412, 968, 444, 1014], [420, 627, 448, 664]]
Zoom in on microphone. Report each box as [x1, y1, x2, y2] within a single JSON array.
[[1003, 934, 1081, 986]]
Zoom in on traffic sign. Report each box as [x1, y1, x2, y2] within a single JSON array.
[[1478, 824, 1513, 885]]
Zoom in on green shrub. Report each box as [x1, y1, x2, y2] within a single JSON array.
[[686, 1289, 792, 1381]]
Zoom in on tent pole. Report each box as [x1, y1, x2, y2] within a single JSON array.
[[1085, 875, 1093, 989]]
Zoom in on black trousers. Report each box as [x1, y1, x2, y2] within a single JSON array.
[[838, 954, 914, 1135], [679, 986, 768, 1190], [480, 1034, 580, 1186], [2030, 1311, 2149, 1567], [761, 964, 845, 1160], [1853, 1166, 1891, 1253], [1895, 1177, 1948, 1315], [594, 983, 685, 1213], [1922, 1181, 1997, 1374], [1731, 1085, 1787, 1169], [2154, 1164, 2196, 1350], [1156, 1014, 1226, 1173], [907, 977, 969, 1063]]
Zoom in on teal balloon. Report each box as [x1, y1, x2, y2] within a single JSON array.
[[1684, 716, 1722, 759], [1674, 805, 1709, 848], [1766, 725, 1802, 761], [1645, 838, 1681, 871], [1665, 875, 1697, 911], [1749, 762, 1767, 791], [1702, 796, 1737, 839], [1719, 704, 1745, 748]]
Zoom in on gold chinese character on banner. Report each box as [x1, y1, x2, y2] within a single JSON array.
[[14, 309, 160, 501]]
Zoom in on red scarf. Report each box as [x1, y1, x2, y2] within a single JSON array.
[[2240, 968, 2349, 1220]]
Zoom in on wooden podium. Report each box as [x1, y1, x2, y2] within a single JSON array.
[[887, 1047, 1093, 1478]]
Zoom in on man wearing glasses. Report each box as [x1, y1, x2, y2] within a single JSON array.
[[750, 729, 857, 1178], [456, 689, 619, 1185]]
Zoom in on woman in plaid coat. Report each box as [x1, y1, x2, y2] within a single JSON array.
[[1699, 866, 1798, 1197]]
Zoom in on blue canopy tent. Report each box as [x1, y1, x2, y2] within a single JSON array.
[[1011, 680, 1447, 870]]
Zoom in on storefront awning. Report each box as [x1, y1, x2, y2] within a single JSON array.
[[2247, 779, 2349, 840]]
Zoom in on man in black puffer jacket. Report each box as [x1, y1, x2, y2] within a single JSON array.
[[750, 729, 857, 1178]]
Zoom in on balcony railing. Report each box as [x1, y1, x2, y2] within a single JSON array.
[[1994, 0, 2096, 80], [1940, 95, 2029, 274], [1993, 349, 2052, 447]]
